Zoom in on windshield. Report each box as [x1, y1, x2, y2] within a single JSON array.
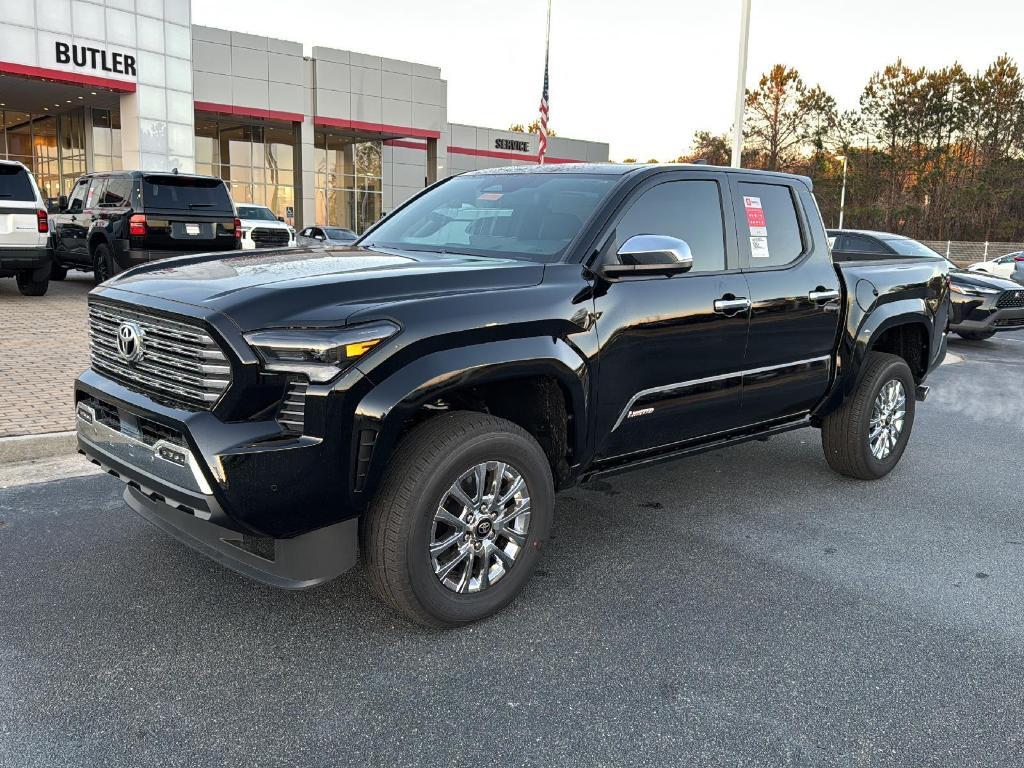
[[324, 228, 356, 240], [238, 205, 277, 221], [141, 175, 233, 212], [361, 173, 617, 262], [883, 238, 942, 259], [0, 164, 35, 201]]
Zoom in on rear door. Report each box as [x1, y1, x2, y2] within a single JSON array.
[[591, 171, 751, 460], [0, 165, 41, 247], [138, 175, 237, 252], [53, 177, 92, 266], [729, 175, 842, 425]]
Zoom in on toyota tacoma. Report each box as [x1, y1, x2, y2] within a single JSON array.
[[75, 164, 950, 626]]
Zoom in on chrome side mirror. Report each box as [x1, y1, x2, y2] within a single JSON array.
[[598, 235, 694, 280]]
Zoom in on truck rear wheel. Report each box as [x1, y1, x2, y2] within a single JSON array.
[[360, 411, 554, 627], [16, 267, 49, 296], [93, 243, 115, 285], [821, 352, 916, 480]]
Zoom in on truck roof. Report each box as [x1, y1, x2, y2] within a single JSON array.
[[461, 163, 814, 189]]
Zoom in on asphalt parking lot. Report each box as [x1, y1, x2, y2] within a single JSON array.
[[1, 335, 1022, 767]]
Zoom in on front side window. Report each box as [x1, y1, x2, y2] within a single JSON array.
[[738, 182, 804, 267], [611, 180, 727, 272], [363, 173, 617, 263]]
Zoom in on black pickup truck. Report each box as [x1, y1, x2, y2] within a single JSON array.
[[75, 164, 950, 626]]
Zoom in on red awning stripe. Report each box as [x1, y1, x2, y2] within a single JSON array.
[[384, 139, 429, 150], [194, 101, 303, 123], [0, 60, 136, 92], [447, 145, 583, 164], [313, 116, 441, 139]]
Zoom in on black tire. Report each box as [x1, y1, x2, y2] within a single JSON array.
[[15, 267, 49, 296], [821, 351, 916, 480], [360, 411, 554, 628], [956, 330, 995, 341], [50, 263, 68, 281], [93, 243, 115, 285]]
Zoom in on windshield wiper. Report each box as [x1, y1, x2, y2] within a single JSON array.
[[187, 202, 215, 208]]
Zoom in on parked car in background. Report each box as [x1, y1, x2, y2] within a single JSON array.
[[296, 225, 358, 246], [829, 229, 1024, 341], [967, 251, 1023, 279], [50, 171, 240, 284], [0, 160, 51, 296], [237, 204, 295, 250], [1013, 256, 1024, 286], [77, 165, 949, 627]]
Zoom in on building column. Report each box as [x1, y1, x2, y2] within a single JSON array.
[[426, 138, 437, 185]]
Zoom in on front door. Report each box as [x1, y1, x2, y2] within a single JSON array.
[[592, 173, 751, 460], [729, 176, 842, 424]]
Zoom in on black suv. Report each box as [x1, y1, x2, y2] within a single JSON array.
[[50, 171, 240, 283]]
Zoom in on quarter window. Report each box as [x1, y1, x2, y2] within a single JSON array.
[[66, 178, 89, 213], [844, 234, 889, 255], [612, 180, 727, 272], [738, 182, 804, 267]]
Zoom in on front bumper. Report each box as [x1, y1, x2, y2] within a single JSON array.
[[75, 357, 369, 588], [0, 245, 50, 273], [951, 303, 1024, 333]]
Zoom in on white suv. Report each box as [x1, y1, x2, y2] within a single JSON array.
[[0, 160, 51, 296], [236, 204, 295, 250]]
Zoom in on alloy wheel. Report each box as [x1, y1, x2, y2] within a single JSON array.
[[429, 461, 532, 594], [868, 379, 906, 460]]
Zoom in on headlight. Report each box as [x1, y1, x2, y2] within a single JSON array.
[[951, 284, 999, 296], [244, 321, 399, 382]]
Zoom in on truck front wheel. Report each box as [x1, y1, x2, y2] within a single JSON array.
[[360, 411, 554, 627], [821, 352, 916, 480]]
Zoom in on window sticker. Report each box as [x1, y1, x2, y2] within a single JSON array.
[[750, 236, 771, 259], [743, 195, 767, 237]]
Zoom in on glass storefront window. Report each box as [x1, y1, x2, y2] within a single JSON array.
[[196, 120, 297, 219], [314, 132, 383, 233], [0, 109, 86, 200], [91, 108, 122, 174]]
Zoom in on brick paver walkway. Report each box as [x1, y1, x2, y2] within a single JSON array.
[[1, 273, 92, 438]]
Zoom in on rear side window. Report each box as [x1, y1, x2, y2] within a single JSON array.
[[0, 164, 35, 201], [99, 178, 132, 207], [141, 176, 232, 211], [613, 180, 727, 272], [738, 182, 804, 267]]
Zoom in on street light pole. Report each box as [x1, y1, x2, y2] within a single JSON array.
[[731, 0, 752, 168], [837, 154, 848, 229]]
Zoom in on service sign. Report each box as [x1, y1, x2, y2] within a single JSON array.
[[495, 138, 531, 153]]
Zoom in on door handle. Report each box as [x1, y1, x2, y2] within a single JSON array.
[[808, 289, 841, 303], [713, 297, 751, 315]]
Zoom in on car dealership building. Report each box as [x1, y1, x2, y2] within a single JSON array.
[[0, 0, 609, 232]]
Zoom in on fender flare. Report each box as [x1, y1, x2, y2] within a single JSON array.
[[351, 336, 589, 496], [815, 299, 933, 418]]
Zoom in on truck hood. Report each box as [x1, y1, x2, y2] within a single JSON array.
[[239, 218, 290, 230], [106, 245, 545, 330]]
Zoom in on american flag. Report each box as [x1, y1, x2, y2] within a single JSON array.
[[537, 0, 551, 164]]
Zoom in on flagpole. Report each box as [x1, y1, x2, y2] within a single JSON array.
[[539, 0, 551, 165], [730, 0, 752, 168]]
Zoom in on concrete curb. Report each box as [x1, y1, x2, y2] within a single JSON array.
[[0, 431, 77, 464]]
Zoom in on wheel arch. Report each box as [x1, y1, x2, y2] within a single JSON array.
[[351, 336, 590, 500]]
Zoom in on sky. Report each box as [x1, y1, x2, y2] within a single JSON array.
[[193, 0, 1024, 161]]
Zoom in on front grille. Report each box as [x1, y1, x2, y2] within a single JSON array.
[[276, 378, 307, 433], [997, 290, 1024, 308], [88, 301, 232, 410], [251, 227, 290, 247]]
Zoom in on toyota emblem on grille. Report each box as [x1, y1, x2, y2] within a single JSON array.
[[116, 321, 145, 362]]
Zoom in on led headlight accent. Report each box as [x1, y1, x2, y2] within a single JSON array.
[[951, 284, 999, 296], [244, 321, 399, 382]]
